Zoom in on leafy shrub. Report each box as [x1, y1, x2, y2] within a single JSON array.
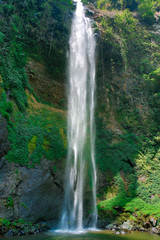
[[138, 0, 155, 24]]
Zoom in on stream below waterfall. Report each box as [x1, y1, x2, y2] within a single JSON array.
[[1, 231, 160, 240]]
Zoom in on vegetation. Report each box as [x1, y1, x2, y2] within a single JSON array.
[[1, 0, 160, 230], [0, 0, 73, 111], [94, 0, 160, 225], [0, 0, 71, 167], [6, 94, 67, 167], [0, 218, 45, 235]]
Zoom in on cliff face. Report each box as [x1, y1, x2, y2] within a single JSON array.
[[0, 158, 64, 224], [0, 0, 71, 225], [92, 1, 160, 227], [0, 0, 160, 229]]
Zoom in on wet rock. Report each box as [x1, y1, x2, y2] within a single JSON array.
[[12, 229, 19, 236], [150, 227, 159, 234], [121, 230, 126, 235], [143, 222, 151, 229], [111, 224, 131, 235], [105, 223, 113, 230], [150, 227, 158, 234], [120, 220, 134, 231], [39, 222, 49, 231], [0, 158, 64, 223], [97, 219, 109, 228], [20, 230, 25, 235], [149, 217, 157, 227], [5, 230, 13, 237], [28, 227, 36, 235], [23, 227, 29, 235]]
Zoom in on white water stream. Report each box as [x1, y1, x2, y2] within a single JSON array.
[[61, 0, 97, 231]]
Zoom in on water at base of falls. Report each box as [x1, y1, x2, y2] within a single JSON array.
[[60, 0, 97, 232]]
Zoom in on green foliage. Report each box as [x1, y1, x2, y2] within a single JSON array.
[[0, 9, 30, 111], [6, 196, 14, 208], [0, 0, 73, 112], [94, 0, 160, 223], [28, 136, 38, 154], [6, 110, 67, 167], [137, 0, 155, 24], [97, 0, 109, 9], [96, 0, 138, 10], [98, 192, 160, 222], [21, 202, 29, 210], [0, 217, 41, 234], [0, 32, 5, 44], [98, 131, 160, 222], [95, 0, 158, 13], [96, 116, 140, 173], [135, 136, 160, 204], [114, 10, 150, 72], [0, 91, 13, 120], [0, 218, 11, 227], [99, 10, 151, 74]]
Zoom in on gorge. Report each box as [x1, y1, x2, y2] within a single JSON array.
[[0, 0, 160, 239]]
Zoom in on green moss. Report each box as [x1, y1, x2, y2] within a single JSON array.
[[5, 196, 14, 208], [96, 116, 140, 173], [0, 218, 41, 235], [6, 109, 67, 167], [42, 138, 50, 152], [21, 202, 29, 210], [28, 136, 38, 154], [59, 127, 67, 149], [0, 91, 13, 120]]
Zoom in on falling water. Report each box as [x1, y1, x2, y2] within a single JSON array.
[[61, 0, 97, 231]]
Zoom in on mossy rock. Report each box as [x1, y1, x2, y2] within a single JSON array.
[[117, 212, 131, 224], [105, 185, 118, 200]]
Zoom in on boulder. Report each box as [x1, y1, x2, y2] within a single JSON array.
[[149, 217, 157, 227], [105, 223, 113, 230], [97, 219, 108, 228], [150, 227, 159, 234], [120, 220, 134, 231]]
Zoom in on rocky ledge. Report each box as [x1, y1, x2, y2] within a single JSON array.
[[0, 220, 51, 237], [98, 217, 160, 235]]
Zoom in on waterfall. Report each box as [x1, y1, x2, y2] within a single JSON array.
[[61, 0, 97, 231]]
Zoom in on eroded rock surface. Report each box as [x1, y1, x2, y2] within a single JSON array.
[[0, 158, 64, 224]]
